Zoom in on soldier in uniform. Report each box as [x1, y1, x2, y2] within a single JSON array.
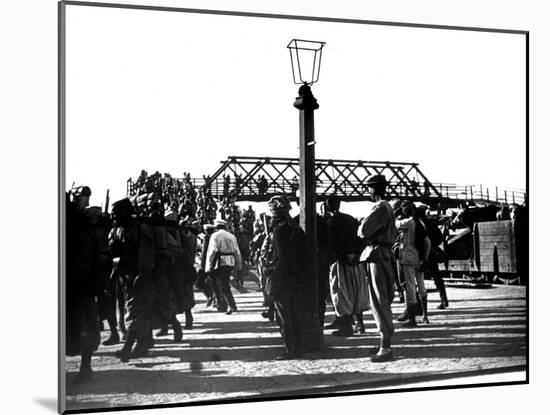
[[156, 210, 185, 341], [197, 224, 220, 309], [325, 194, 368, 336], [265, 196, 306, 360], [357, 175, 398, 362], [66, 186, 108, 383], [110, 198, 158, 362], [179, 216, 200, 328]]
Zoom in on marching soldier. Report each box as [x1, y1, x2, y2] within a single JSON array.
[[110, 198, 158, 362], [66, 186, 109, 383]]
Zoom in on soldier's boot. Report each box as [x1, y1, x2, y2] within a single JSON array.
[[73, 352, 93, 384], [102, 332, 120, 346], [155, 325, 168, 337], [437, 287, 449, 309], [332, 315, 354, 336], [131, 332, 153, 359], [103, 318, 120, 345], [401, 305, 417, 327], [325, 316, 343, 330], [172, 317, 183, 342], [115, 333, 137, 363], [396, 307, 410, 322], [413, 293, 423, 316], [184, 311, 193, 330], [421, 296, 430, 324], [144, 330, 154, 349], [353, 313, 365, 334]]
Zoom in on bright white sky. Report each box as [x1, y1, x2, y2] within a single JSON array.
[[65, 5, 526, 210]]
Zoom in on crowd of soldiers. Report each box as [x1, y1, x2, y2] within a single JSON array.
[[246, 174, 452, 361], [66, 171, 258, 383], [67, 170, 524, 381]]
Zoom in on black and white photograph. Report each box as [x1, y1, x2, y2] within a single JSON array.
[[9, 1, 550, 414], [57, 1, 530, 413]]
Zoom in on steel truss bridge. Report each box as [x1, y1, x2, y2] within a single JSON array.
[[127, 156, 525, 208]]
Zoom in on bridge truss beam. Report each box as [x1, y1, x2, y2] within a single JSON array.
[[204, 156, 442, 203]]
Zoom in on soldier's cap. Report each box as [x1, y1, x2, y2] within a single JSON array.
[[164, 209, 178, 222], [401, 200, 416, 213], [186, 220, 203, 235], [111, 198, 135, 217], [325, 194, 341, 212], [365, 174, 388, 187], [73, 185, 91, 197], [84, 206, 103, 223], [215, 219, 227, 228], [267, 195, 291, 213]]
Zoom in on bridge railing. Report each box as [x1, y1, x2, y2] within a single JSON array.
[[127, 175, 525, 206], [178, 177, 525, 205], [432, 184, 525, 205]]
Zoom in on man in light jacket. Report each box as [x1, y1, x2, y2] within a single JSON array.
[[357, 175, 398, 363], [206, 219, 242, 314], [395, 201, 431, 327]]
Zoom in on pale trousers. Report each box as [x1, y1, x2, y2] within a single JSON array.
[[401, 263, 427, 306], [365, 260, 395, 340]]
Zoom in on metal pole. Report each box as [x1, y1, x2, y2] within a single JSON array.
[[294, 83, 322, 351]]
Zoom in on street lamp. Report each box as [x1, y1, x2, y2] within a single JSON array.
[[287, 39, 325, 85], [287, 39, 325, 352]]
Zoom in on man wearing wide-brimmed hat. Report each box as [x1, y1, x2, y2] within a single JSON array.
[[357, 174, 398, 362], [205, 219, 242, 314]]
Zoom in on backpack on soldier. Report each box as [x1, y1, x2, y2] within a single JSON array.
[[259, 233, 275, 277]]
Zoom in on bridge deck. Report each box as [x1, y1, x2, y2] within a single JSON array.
[[126, 156, 525, 207]]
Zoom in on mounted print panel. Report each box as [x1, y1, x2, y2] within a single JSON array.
[[59, 1, 528, 413]]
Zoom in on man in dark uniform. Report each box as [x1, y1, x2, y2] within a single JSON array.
[[197, 224, 220, 309], [265, 195, 306, 360], [325, 194, 367, 336], [293, 208, 329, 329], [66, 186, 107, 383], [417, 205, 448, 309], [110, 198, 157, 362]]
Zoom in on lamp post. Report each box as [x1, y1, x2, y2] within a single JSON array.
[[287, 39, 325, 351]]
